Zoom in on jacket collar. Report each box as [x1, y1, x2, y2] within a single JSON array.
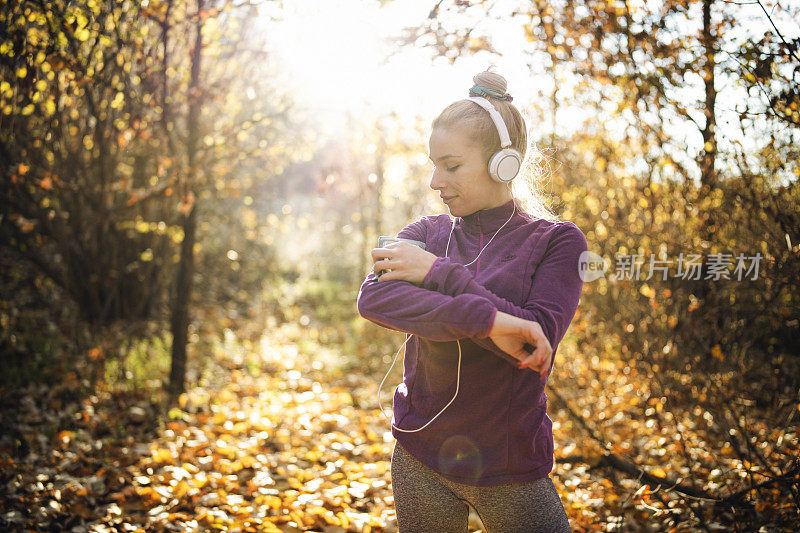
[[457, 197, 527, 235]]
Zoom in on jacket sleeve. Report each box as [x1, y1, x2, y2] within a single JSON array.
[[420, 222, 588, 363], [356, 217, 499, 342]]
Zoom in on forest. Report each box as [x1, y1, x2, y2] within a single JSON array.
[[1, 0, 799, 531]]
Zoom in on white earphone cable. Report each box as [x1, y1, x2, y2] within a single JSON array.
[[378, 185, 517, 433], [447, 184, 516, 264], [377, 332, 462, 432]]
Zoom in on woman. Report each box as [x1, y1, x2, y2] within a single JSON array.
[[356, 70, 587, 532]]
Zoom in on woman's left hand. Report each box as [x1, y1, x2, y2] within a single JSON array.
[[371, 242, 438, 285], [488, 311, 553, 379]]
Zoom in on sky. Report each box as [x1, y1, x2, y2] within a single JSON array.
[[254, 0, 550, 135]]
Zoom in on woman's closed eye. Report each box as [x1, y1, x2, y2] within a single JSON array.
[[430, 163, 461, 172]]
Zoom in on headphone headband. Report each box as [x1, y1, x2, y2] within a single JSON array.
[[465, 96, 522, 183], [466, 97, 512, 149]]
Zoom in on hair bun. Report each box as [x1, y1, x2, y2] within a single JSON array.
[[469, 70, 513, 101]]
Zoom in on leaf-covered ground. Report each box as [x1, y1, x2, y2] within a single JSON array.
[[1, 325, 797, 531]]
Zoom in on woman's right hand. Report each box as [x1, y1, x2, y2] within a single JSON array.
[[488, 311, 553, 378]]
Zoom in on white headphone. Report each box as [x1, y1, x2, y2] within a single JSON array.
[[466, 96, 523, 183], [378, 95, 522, 433]]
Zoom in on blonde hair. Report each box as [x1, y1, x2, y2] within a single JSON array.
[[432, 69, 562, 223]]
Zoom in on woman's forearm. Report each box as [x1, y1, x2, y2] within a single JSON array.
[[489, 310, 523, 336]]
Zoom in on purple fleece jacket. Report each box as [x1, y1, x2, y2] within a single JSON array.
[[356, 198, 587, 486]]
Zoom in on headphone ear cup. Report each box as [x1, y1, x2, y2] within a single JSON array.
[[488, 149, 523, 183]]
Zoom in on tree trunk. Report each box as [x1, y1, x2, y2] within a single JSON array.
[[700, 0, 718, 192], [697, 0, 719, 300], [375, 128, 386, 243], [168, 0, 204, 400], [357, 166, 368, 286], [169, 203, 197, 398]]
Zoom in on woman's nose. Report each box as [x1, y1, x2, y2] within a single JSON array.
[[429, 167, 445, 191]]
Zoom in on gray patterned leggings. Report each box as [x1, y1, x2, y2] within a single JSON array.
[[391, 440, 571, 533]]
